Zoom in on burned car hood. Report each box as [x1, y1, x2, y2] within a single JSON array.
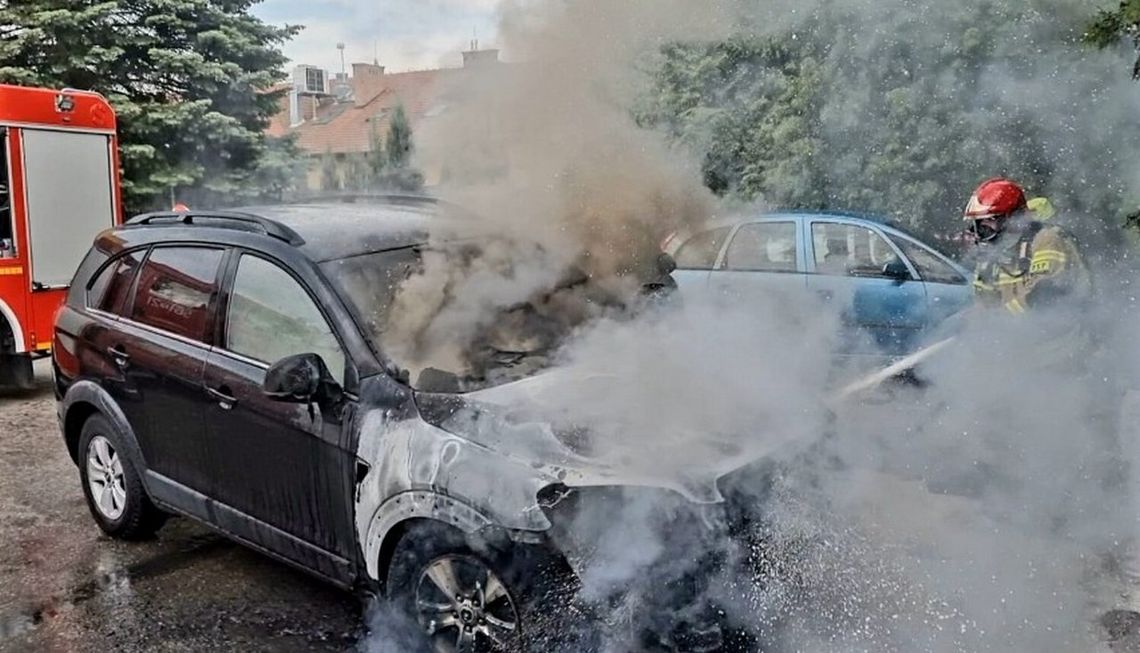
[[416, 368, 792, 504]]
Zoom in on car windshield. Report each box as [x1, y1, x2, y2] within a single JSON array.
[[321, 245, 559, 392], [320, 247, 421, 347]]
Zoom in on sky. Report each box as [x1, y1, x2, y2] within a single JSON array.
[[253, 0, 502, 75]]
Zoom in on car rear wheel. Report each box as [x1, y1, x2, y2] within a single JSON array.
[[386, 523, 588, 652], [78, 414, 166, 539]]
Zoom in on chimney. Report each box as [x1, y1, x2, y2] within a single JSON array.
[[331, 72, 352, 102], [462, 48, 500, 68], [352, 62, 386, 107]]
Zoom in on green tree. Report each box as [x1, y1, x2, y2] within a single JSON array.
[[1086, 0, 1140, 77], [642, 0, 1140, 237], [344, 154, 373, 191], [319, 150, 340, 192], [246, 135, 308, 202], [0, 0, 298, 212], [385, 104, 413, 169], [367, 121, 388, 182], [366, 103, 423, 192]]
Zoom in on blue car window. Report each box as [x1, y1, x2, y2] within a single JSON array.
[[890, 235, 967, 284], [674, 227, 731, 269], [723, 222, 797, 272], [811, 222, 895, 276]]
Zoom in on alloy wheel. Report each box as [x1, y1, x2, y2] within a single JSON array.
[[414, 554, 521, 652], [86, 435, 127, 521]]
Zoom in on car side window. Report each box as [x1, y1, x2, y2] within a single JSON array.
[[88, 249, 144, 316], [674, 227, 731, 269], [891, 235, 967, 284], [722, 222, 798, 272], [130, 247, 223, 342], [811, 222, 897, 277], [226, 254, 346, 383]]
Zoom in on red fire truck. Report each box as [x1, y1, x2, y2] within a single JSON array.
[[0, 84, 123, 389]]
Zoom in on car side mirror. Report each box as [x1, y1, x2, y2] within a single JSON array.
[[264, 353, 335, 402], [656, 252, 677, 276], [882, 258, 911, 284]]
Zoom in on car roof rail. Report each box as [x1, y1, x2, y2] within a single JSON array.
[[124, 210, 306, 246]]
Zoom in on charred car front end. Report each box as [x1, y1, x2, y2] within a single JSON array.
[[351, 382, 781, 651]]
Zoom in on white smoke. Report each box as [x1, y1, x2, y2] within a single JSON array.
[[359, 0, 1140, 651]]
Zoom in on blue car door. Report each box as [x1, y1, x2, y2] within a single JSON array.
[[706, 219, 808, 307], [805, 219, 928, 356], [885, 232, 974, 328]]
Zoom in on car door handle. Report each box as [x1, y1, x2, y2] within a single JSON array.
[[816, 290, 834, 301], [207, 386, 237, 410], [107, 346, 130, 368]]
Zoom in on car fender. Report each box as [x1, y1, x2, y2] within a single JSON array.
[[354, 410, 559, 582], [359, 490, 499, 581], [60, 380, 150, 490]]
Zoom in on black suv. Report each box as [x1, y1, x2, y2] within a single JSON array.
[[54, 198, 763, 652]]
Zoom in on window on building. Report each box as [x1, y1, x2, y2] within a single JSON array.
[[305, 67, 326, 93]]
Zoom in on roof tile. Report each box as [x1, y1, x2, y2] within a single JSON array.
[[268, 67, 462, 154]]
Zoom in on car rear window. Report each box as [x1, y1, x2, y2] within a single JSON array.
[[87, 249, 144, 316], [130, 246, 224, 343]]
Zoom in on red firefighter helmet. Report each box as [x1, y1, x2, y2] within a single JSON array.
[[963, 178, 1027, 221]]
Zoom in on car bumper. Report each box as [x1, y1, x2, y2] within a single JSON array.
[[537, 479, 772, 651]]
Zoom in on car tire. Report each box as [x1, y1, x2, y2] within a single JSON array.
[[386, 522, 589, 652], [77, 414, 166, 540]]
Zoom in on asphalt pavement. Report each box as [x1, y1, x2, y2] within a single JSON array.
[[4, 360, 1138, 652], [0, 361, 361, 653]]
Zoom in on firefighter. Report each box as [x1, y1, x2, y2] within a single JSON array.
[[964, 179, 1140, 637], [964, 177, 1091, 323]]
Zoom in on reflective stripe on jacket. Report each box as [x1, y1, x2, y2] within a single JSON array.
[[973, 224, 1091, 315]]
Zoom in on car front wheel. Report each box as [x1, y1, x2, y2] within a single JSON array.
[[78, 414, 166, 539], [386, 523, 585, 652]]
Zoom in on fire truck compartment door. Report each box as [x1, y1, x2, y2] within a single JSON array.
[[22, 129, 116, 288]]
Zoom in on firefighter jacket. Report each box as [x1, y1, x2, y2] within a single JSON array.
[[971, 222, 1094, 370], [972, 222, 1092, 315]]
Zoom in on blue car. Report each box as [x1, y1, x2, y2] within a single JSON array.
[[664, 212, 974, 357]]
